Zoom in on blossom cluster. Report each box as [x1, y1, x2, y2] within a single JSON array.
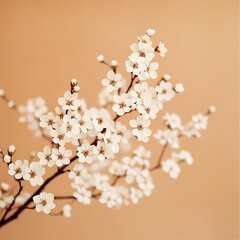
[[0, 28, 215, 224]]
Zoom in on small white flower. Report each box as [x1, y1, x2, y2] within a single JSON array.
[[91, 109, 113, 133], [26, 97, 48, 118], [156, 81, 175, 102], [99, 186, 123, 208], [38, 146, 55, 167], [8, 160, 29, 180], [130, 115, 152, 143], [25, 162, 45, 186], [146, 62, 159, 79], [77, 140, 94, 164], [51, 146, 72, 167], [137, 101, 159, 119], [0, 191, 14, 208], [50, 128, 70, 146], [61, 114, 80, 137], [93, 141, 114, 161], [33, 192, 56, 214], [39, 112, 56, 130], [114, 122, 132, 144], [15, 192, 31, 205], [163, 113, 182, 130], [192, 114, 208, 130], [69, 164, 84, 180], [157, 41, 168, 57], [162, 159, 180, 179], [112, 93, 133, 116], [58, 91, 81, 111], [73, 188, 92, 205], [130, 187, 143, 204], [102, 71, 124, 93], [125, 55, 148, 80], [62, 204, 72, 218], [176, 150, 193, 165], [154, 129, 179, 149]]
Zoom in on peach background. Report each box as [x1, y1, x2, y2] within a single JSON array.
[[0, 0, 239, 239]]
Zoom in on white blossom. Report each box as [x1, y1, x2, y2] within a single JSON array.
[[192, 114, 208, 130], [154, 129, 179, 149], [163, 113, 183, 130], [0, 191, 13, 208], [130, 116, 152, 142], [162, 159, 180, 179], [157, 41, 168, 57], [33, 192, 56, 214], [25, 162, 45, 186], [58, 91, 81, 111], [102, 71, 124, 93], [51, 146, 72, 167], [156, 81, 175, 102], [8, 160, 29, 180], [38, 146, 55, 167], [77, 141, 95, 164], [73, 188, 92, 205], [112, 93, 133, 116]]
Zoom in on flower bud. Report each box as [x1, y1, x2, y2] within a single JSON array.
[[209, 105, 216, 113], [7, 100, 15, 108], [8, 145, 16, 156], [73, 85, 80, 93], [163, 74, 171, 81], [0, 89, 5, 97], [97, 55, 104, 62], [4, 155, 11, 163], [111, 60, 118, 67], [175, 83, 184, 93], [71, 79, 77, 86], [1, 183, 10, 191], [146, 28, 155, 36]]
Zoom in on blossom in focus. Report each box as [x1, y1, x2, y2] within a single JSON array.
[[33, 192, 56, 214]]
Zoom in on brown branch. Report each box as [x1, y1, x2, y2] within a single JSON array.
[[149, 144, 168, 172], [126, 74, 137, 93], [0, 181, 23, 222]]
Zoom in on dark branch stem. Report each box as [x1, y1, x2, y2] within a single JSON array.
[[149, 144, 168, 171], [126, 74, 137, 93], [1, 181, 23, 222], [0, 155, 78, 228]]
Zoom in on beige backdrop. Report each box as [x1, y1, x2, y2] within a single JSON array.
[[0, 0, 239, 239]]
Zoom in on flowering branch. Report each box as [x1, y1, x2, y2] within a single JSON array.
[[0, 28, 216, 229]]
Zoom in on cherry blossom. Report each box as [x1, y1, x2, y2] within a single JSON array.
[[8, 160, 29, 180], [102, 71, 125, 93], [0, 28, 215, 227], [51, 146, 72, 167], [38, 146, 55, 167], [130, 116, 152, 142], [156, 80, 175, 102], [33, 192, 56, 214]]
